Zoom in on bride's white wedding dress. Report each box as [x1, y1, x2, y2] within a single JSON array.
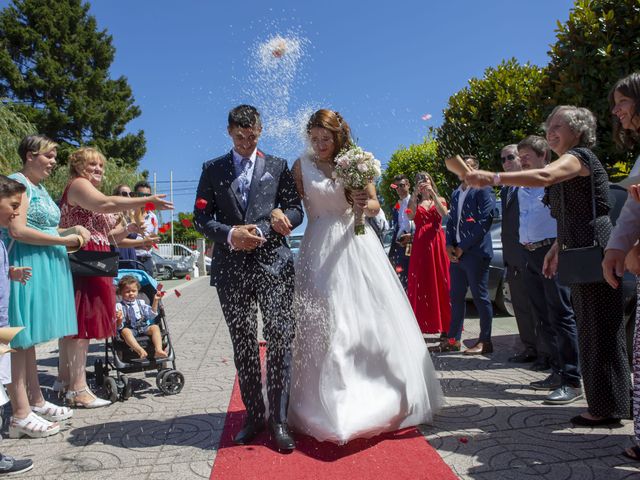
[[288, 154, 443, 444]]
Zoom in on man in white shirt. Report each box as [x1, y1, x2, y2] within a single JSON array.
[[517, 136, 581, 405], [134, 181, 158, 275], [387, 174, 413, 290]]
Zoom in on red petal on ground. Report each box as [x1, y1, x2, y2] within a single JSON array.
[[174, 289, 181, 297], [459, 437, 468, 444], [185, 275, 191, 281]]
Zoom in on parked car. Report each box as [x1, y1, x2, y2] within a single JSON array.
[[150, 251, 193, 280], [288, 233, 304, 259], [156, 243, 211, 275]]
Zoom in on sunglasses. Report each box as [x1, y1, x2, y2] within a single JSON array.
[[501, 154, 517, 163], [120, 191, 132, 197], [135, 192, 152, 197]]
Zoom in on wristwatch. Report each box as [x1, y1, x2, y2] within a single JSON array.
[[492, 172, 501, 186]]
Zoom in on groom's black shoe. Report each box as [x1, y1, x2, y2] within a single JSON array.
[[269, 419, 295, 452], [234, 419, 265, 445]]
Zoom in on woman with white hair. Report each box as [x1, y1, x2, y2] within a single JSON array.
[[465, 105, 631, 426]]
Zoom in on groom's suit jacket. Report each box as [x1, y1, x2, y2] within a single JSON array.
[[194, 150, 304, 287]]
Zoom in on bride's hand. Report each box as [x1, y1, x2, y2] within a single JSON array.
[[270, 208, 292, 236], [351, 189, 369, 209]]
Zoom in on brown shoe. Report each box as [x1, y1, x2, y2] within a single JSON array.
[[463, 340, 493, 355], [428, 339, 461, 352]]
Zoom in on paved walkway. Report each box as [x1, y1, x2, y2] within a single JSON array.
[[2, 276, 637, 479]]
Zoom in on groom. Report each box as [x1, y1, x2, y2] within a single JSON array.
[[193, 105, 303, 452]]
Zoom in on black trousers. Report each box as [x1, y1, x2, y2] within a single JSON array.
[[524, 245, 581, 386], [217, 261, 295, 424]]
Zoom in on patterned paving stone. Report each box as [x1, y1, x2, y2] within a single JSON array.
[[1, 276, 635, 479]]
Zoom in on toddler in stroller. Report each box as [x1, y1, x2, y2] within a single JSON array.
[[116, 275, 167, 360], [93, 265, 184, 401]]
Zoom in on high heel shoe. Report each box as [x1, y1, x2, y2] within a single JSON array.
[[65, 388, 111, 409]]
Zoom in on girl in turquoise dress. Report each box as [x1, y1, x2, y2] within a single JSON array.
[[4, 135, 90, 439]]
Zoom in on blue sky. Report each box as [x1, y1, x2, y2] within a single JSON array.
[[3, 0, 575, 214]]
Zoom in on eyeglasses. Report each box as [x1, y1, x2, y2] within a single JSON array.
[[501, 154, 517, 163], [120, 192, 132, 197]]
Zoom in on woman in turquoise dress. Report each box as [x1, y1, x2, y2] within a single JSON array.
[[5, 135, 90, 439]]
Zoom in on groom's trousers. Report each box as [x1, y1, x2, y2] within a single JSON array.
[[216, 261, 296, 424]]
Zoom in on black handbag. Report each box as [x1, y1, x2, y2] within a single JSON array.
[[557, 155, 604, 286], [68, 250, 119, 277]]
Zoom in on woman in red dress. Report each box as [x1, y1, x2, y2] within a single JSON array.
[[407, 172, 451, 336], [58, 147, 172, 408]]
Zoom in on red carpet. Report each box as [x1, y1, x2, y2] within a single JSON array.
[[210, 353, 458, 479]]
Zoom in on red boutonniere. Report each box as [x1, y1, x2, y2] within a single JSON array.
[[256, 150, 265, 158], [394, 202, 400, 210], [465, 217, 475, 223], [195, 198, 208, 210]]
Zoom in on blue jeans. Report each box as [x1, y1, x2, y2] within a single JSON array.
[[448, 255, 493, 342]]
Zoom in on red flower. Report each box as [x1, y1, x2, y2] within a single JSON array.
[[465, 217, 475, 223], [395, 266, 404, 273], [405, 208, 412, 214], [195, 198, 208, 210], [256, 150, 265, 158], [174, 289, 181, 298], [181, 218, 193, 228], [185, 274, 191, 281], [144, 202, 155, 211], [394, 202, 400, 210], [390, 183, 398, 190], [459, 437, 468, 444]]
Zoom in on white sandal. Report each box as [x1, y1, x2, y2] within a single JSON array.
[[31, 400, 73, 422], [65, 388, 110, 409], [8, 412, 60, 439]]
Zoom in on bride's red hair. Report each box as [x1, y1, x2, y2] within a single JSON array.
[[306, 109, 352, 158]]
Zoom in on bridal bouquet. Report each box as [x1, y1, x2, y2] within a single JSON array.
[[334, 144, 382, 235]]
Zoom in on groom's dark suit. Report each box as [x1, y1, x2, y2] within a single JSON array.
[[194, 149, 303, 425]]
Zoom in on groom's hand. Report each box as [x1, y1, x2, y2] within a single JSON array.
[[231, 224, 265, 251]]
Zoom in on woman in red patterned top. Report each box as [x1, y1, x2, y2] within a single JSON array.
[[58, 147, 172, 408]]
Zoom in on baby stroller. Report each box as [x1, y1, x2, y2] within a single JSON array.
[[93, 261, 185, 401]]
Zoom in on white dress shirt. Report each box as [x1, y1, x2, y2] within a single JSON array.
[[518, 187, 557, 244], [227, 148, 264, 248], [456, 185, 470, 244]]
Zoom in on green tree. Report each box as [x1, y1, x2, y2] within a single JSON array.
[[543, 0, 640, 176], [0, 0, 145, 167], [436, 59, 547, 173], [380, 138, 454, 215], [0, 99, 35, 174]]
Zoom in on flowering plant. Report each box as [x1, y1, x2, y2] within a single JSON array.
[[333, 143, 382, 235]]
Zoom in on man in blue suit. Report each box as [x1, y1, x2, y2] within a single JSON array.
[[439, 156, 495, 354]]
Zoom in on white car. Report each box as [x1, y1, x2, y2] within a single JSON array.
[[156, 243, 211, 274]]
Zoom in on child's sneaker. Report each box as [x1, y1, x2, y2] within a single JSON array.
[[0, 453, 33, 475]]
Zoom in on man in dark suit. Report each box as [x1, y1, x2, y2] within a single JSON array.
[[193, 105, 303, 451], [440, 156, 495, 354], [387, 174, 412, 290], [499, 144, 543, 365]]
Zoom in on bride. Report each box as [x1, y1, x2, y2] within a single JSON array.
[[271, 109, 443, 444]]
